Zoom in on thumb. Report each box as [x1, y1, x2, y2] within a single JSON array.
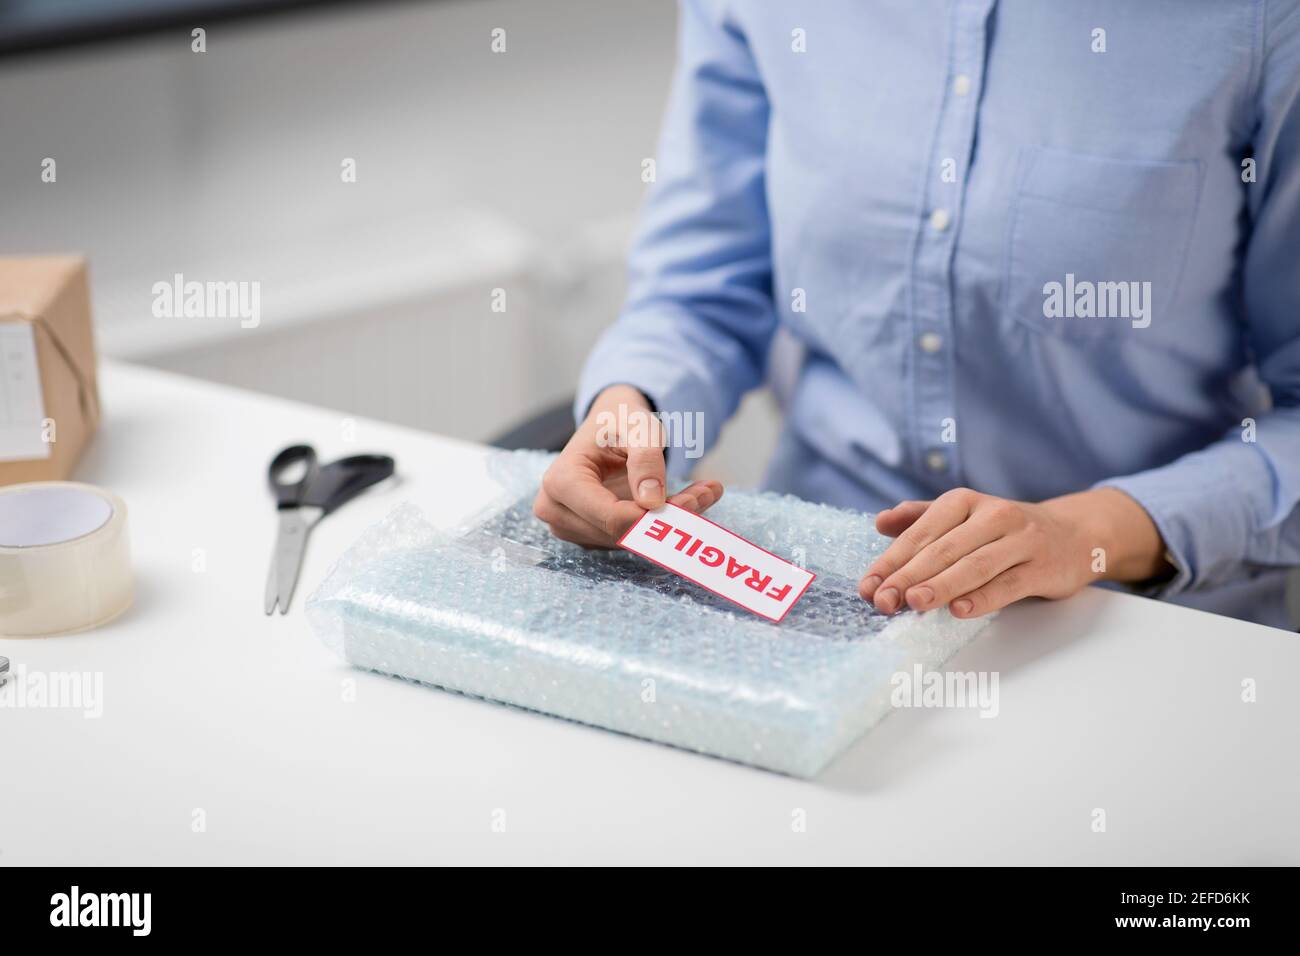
[[626, 444, 667, 509]]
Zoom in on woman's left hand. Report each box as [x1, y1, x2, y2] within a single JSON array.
[[858, 487, 1169, 619]]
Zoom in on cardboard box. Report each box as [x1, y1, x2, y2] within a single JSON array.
[[0, 256, 100, 485]]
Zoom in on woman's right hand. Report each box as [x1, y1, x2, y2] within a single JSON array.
[[533, 384, 724, 548]]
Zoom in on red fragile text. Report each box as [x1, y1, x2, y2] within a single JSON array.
[[642, 518, 793, 603]]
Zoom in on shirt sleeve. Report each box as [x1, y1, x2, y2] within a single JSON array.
[[574, 0, 776, 476], [1098, 0, 1300, 595]]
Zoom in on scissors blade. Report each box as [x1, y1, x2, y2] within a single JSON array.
[[263, 545, 280, 615], [265, 508, 319, 615]]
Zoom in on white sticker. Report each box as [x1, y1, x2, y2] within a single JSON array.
[[618, 503, 815, 623], [0, 322, 51, 462]]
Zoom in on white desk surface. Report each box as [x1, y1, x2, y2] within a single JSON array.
[[2, 361, 1297, 866]]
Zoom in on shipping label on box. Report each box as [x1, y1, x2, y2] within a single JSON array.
[[0, 322, 52, 462]]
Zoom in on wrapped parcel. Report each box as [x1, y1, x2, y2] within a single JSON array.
[[307, 452, 991, 776]]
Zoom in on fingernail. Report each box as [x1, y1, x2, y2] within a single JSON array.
[[952, 598, 973, 616], [637, 478, 663, 503], [860, 574, 882, 597], [908, 586, 934, 609], [875, 587, 899, 613]]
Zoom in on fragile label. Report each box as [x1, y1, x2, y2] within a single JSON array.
[[618, 503, 815, 623]]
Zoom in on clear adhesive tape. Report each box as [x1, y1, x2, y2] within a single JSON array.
[[0, 482, 133, 637]]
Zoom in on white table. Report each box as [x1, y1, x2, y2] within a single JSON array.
[[2, 361, 1297, 865]]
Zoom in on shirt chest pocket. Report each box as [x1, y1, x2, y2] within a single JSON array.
[[1002, 147, 1202, 344]]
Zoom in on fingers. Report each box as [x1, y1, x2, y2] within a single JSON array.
[[534, 387, 720, 548], [592, 398, 666, 508], [951, 566, 1032, 618], [860, 490, 975, 610], [901, 540, 1023, 611], [875, 500, 930, 537], [873, 518, 1009, 612], [532, 492, 617, 548], [534, 478, 724, 549], [669, 479, 724, 514], [625, 443, 667, 509], [541, 459, 645, 541]]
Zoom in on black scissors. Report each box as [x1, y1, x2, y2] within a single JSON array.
[[264, 444, 395, 615]]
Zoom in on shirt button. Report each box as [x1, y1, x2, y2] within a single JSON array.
[[953, 74, 972, 97], [925, 450, 949, 473], [918, 332, 943, 354], [929, 208, 951, 232]]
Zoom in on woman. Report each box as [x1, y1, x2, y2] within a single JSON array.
[[535, 0, 1300, 629]]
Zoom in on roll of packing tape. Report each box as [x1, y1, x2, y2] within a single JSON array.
[[0, 482, 133, 636]]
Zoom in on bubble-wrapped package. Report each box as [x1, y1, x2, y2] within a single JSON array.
[[307, 452, 992, 777]]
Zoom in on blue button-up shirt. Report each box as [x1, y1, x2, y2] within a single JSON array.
[[577, 0, 1300, 629]]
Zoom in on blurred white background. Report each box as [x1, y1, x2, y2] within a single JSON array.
[[0, 0, 779, 483]]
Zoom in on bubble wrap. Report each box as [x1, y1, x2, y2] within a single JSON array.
[[307, 451, 992, 777]]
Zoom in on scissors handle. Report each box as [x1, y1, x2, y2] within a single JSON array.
[[268, 444, 319, 509], [301, 454, 395, 515]]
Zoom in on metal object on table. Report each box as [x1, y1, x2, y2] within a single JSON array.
[[0, 655, 9, 687], [263, 444, 395, 615]]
